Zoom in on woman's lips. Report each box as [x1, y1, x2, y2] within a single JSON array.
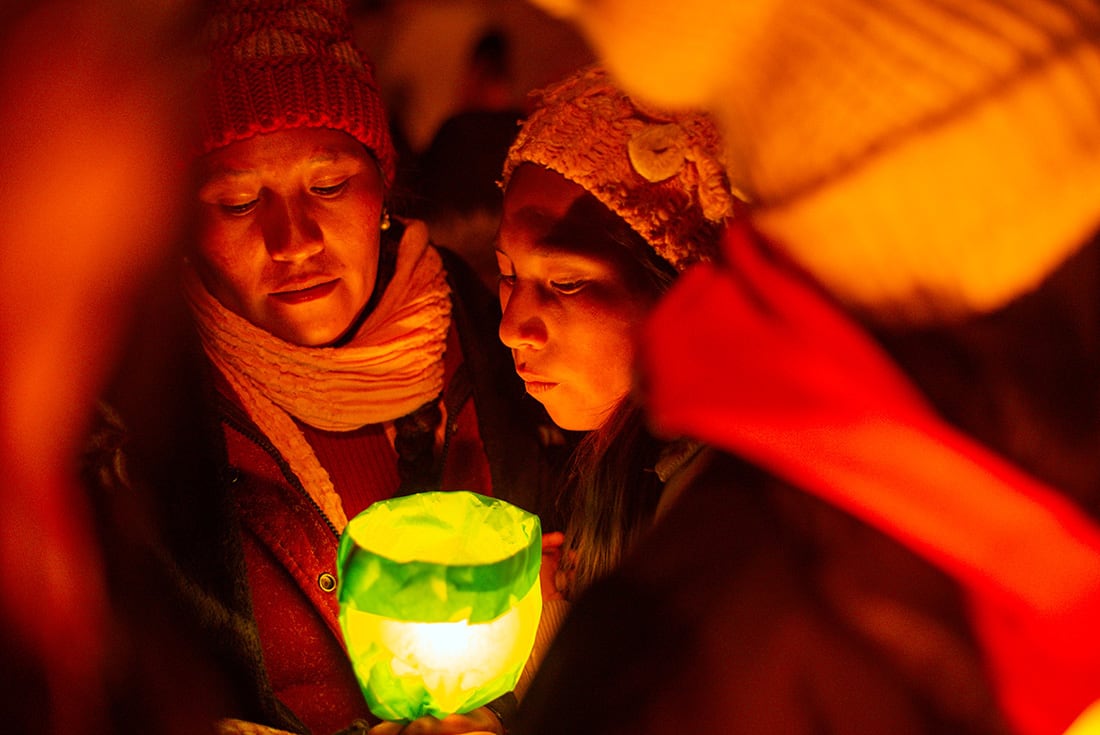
[[270, 279, 338, 304]]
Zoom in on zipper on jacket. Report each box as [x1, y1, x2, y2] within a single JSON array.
[[218, 396, 340, 538], [438, 361, 474, 486]]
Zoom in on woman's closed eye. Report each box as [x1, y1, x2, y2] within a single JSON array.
[[221, 198, 258, 216], [551, 279, 587, 294], [311, 179, 349, 197]]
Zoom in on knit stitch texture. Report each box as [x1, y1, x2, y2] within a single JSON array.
[[196, 0, 396, 185], [503, 65, 739, 272]]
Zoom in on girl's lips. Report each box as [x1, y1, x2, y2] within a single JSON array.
[[270, 280, 338, 304], [524, 380, 557, 395]]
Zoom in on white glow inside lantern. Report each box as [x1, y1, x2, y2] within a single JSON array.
[[337, 491, 543, 721], [342, 581, 541, 716]]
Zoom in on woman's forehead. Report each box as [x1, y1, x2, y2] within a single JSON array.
[[197, 128, 373, 182]]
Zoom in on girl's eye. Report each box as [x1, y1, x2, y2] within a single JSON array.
[[497, 273, 516, 288], [312, 180, 349, 197], [221, 199, 257, 216], [551, 280, 586, 294]]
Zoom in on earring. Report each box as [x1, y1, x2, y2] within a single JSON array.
[[380, 208, 391, 231]]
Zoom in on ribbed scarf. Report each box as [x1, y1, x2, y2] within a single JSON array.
[[186, 219, 451, 531]]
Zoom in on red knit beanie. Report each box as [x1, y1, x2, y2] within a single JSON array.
[[196, 0, 396, 186]]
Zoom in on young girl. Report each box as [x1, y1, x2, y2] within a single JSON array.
[[366, 65, 740, 735], [495, 64, 740, 603]]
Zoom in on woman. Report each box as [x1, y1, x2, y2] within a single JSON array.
[[95, 2, 567, 734]]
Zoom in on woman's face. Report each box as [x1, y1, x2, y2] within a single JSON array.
[[497, 164, 661, 431], [193, 127, 385, 346]]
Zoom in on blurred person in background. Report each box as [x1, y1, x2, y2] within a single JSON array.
[[516, 1, 1100, 734], [0, 2, 231, 734], [367, 63, 741, 735], [412, 28, 527, 291]]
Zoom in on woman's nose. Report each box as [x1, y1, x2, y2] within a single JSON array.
[[499, 282, 548, 350], [262, 194, 323, 263]]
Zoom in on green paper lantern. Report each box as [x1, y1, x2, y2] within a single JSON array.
[[337, 491, 542, 722]]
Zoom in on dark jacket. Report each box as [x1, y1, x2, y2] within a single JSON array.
[[516, 451, 1010, 735], [516, 233, 1100, 735]]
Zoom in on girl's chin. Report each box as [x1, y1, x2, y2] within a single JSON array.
[[546, 407, 604, 433]]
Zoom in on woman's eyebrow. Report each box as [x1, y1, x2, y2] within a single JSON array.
[[200, 164, 253, 186], [198, 147, 361, 191], [307, 148, 346, 165], [197, 167, 256, 200]]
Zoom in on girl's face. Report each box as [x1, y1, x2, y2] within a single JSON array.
[[497, 164, 661, 431]]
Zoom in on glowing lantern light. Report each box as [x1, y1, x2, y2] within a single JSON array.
[[337, 491, 542, 722]]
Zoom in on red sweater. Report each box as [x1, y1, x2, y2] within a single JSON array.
[[223, 326, 494, 734]]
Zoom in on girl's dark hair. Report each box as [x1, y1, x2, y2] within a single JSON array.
[[559, 213, 679, 598]]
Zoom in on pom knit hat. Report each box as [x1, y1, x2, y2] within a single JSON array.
[[195, 0, 396, 186], [502, 65, 740, 272]]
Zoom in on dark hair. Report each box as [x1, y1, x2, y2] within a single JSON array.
[[558, 215, 679, 598]]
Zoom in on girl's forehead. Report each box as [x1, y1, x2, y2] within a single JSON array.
[[502, 166, 640, 260], [503, 165, 587, 215]]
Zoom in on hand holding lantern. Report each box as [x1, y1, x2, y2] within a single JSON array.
[[337, 491, 542, 723]]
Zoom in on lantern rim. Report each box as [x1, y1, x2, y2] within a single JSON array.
[[337, 491, 542, 623]]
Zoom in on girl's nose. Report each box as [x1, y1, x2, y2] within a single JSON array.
[[499, 281, 548, 350]]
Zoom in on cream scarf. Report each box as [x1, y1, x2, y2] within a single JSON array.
[[186, 219, 451, 531]]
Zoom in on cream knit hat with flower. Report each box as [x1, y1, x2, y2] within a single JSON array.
[[502, 64, 741, 271]]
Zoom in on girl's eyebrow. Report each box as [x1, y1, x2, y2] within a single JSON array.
[[511, 205, 600, 253], [497, 239, 576, 260]]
